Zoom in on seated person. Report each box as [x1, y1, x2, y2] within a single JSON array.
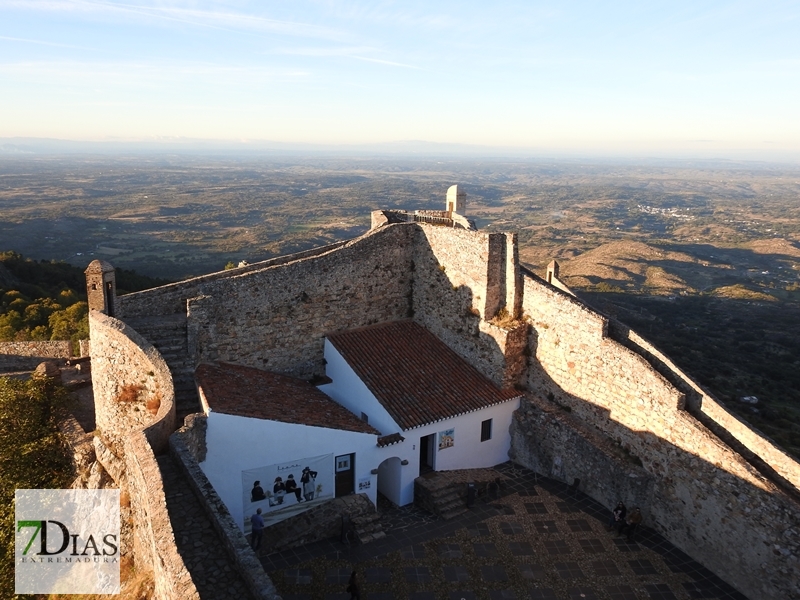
[[251, 480, 266, 502], [285, 474, 302, 502], [272, 477, 286, 504]]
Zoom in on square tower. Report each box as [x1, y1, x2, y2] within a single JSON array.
[[85, 259, 117, 317], [446, 184, 466, 215]]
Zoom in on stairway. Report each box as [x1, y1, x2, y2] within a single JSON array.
[[126, 314, 200, 421], [431, 486, 468, 520], [414, 473, 468, 520], [415, 468, 506, 520], [352, 512, 386, 543]]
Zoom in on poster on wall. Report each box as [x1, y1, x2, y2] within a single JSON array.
[[438, 428, 455, 450], [241, 453, 333, 532], [357, 476, 371, 492]]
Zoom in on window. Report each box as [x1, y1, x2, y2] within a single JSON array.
[[361, 412, 369, 423], [481, 419, 492, 442]]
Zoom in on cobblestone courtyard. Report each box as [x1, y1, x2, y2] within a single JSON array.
[[259, 464, 747, 600]]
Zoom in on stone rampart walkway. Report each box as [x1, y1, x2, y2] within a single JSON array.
[[157, 454, 254, 600]]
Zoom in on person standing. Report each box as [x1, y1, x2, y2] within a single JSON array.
[[301, 466, 318, 501], [347, 570, 360, 600], [608, 501, 626, 531], [619, 507, 642, 540], [250, 508, 265, 551]]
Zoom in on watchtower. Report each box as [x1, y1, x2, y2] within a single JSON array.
[[85, 259, 117, 317], [446, 184, 466, 215]]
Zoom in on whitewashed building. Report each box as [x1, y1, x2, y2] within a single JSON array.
[[197, 319, 521, 532]]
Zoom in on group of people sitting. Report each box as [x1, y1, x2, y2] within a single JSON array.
[[250, 466, 319, 507], [607, 501, 642, 541]]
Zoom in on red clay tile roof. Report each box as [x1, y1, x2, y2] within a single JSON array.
[[326, 320, 520, 430], [195, 362, 379, 434], [377, 433, 405, 447]]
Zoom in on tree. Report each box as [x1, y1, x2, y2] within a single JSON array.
[[0, 375, 74, 598], [48, 301, 89, 343]]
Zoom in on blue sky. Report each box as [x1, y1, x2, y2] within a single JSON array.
[[1, 1, 799, 157]]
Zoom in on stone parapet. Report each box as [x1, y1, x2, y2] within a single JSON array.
[[261, 493, 375, 553], [0, 340, 72, 372], [126, 431, 199, 600], [118, 240, 352, 319], [519, 270, 800, 600], [611, 320, 800, 495], [88, 310, 176, 454], [88, 309, 192, 599]]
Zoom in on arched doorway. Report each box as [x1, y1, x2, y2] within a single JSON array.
[[376, 457, 402, 507]]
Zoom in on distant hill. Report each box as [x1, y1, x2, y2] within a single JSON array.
[[550, 238, 800, 300]]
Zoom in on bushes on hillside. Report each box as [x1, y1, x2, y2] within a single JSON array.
[[0, 375, 74, 598]]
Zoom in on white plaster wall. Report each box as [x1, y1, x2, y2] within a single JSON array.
[[372, 401, 519, 506], [200, 411, 383, 530], [415, 401, 520, 472], [319, 339, 401, 436]]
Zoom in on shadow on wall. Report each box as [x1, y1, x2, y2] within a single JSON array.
[[515, 315, 800, 600], [90, 222, 800, 598]]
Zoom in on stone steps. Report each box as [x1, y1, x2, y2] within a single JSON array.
[[126, 315, 200, 418], [429, 488, 467, 520], [352, 512, 386, 544], [415, 468, 505, 519]]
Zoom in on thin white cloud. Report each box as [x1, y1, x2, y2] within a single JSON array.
[[270, 45, 420, 69], [272, 45, 377, 57], [0, 35, 95, 50], [1, 0, 348, 41], [0, 60, 312, 86], [347, 55, 420, 69]]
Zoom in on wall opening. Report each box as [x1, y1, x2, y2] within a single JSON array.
[[377, 456, 402, 506], [419, 434, 435, 475], [335, 453, 355, 497], [481, 418, 493, 442]]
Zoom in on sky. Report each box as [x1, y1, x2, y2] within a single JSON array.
[[1, 0, 800, 158]]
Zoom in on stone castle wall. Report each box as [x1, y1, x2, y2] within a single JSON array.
[[88, 311, 193, 600], [615, 323, 800, 492], [117, 240, 350, 319], [510, 396, 655, 513], [516, 273, 800, 600], [412, 225, 525, 388], [121, 225, 414, 380], [89, 220, 800, 600], [185, 224, 415, 379], [89, 311, 175, 454], [0, 340, 73, 371]]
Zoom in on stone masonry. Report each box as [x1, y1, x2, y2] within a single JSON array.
[[86, 211, 800, 600]]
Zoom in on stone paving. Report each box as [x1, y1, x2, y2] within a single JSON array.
[[260, 463, 748, 600], [158, 454, 255, 600]]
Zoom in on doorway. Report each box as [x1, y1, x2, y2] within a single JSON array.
[[419, 434, 435, 476], [105, 281, 115, 317], [335, 453, 355, 497]]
